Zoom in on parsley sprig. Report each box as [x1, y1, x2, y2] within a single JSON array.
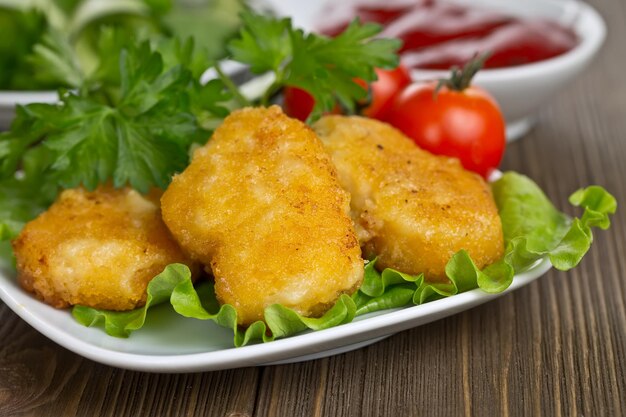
[[0, 11, 401, 241], [1, 37, 230, 194], [227, 12, 402, 121]]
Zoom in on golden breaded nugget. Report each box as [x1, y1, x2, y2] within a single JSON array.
[[314, 115, 504, 282], [12, 186, 197, 310], [161, 106, 363, 325]]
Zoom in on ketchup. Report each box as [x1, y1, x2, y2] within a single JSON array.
[[380, 4, 514, 52], [403, 20, 578, 69], [318, 0, 578, 70], [319, 0, 430, 37]]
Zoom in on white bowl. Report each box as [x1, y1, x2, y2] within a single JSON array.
[[258, 0, 607, 141]]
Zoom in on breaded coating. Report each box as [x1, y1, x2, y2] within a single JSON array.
[[314, 115, 504, 282], [161, 106, 364, 325], [12, 186, 197, 310]]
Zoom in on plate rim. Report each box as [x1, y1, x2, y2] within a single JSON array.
[[0, 258, 552, 372]]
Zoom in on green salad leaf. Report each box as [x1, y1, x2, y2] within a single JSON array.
[[73, 264, 356, 346], [72, 264, 188, 338], [353, 251, 513, 315], [492, 172, 616, 272], [71, 173, 615, 346]]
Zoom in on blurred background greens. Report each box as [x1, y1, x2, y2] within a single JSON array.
[[0, 0, 245, 90]]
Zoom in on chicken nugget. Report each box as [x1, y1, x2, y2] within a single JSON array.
[[314, 115, 504, 282], [12, 185, 197, 310], [161, 106, 363, 325]]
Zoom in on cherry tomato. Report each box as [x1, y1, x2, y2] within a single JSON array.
[[282, 86, 316, 122], [385, 82, 505, 178], [282, 65, 411, 121], [359, 64, 411, 119]]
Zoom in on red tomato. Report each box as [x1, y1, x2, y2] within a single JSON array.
[[385, 82, 505, 178], [359, 64, 411, 119], [282, 85, 316, 122], [282, 65, 411, 121]]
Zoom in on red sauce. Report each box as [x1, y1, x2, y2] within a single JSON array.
[[317, 0, 578, 70], [322, 0, 426, 36]]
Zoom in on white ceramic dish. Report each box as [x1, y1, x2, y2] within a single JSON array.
[[258, 0, 606, 141], [0, 258, 551, 372]]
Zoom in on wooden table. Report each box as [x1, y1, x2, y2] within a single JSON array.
[[1, 0, 625, 415]]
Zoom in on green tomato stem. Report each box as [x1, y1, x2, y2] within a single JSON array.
[[436, 52, 492, 94]]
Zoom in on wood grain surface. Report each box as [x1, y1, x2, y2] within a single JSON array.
[[1, 0, 625, 415]]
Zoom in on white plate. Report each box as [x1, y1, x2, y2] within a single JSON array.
[[0, 258, 552, 372]]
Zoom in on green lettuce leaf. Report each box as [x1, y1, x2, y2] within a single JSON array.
[[353, 250, 513, 316], [72, 263, 192, 338], [353, 259, 422, 315], [72, 174, 615, 346], [492, 172, 616, 272], [73, 263, 357, 346]]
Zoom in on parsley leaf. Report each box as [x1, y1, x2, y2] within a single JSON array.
[[1, 10, 401, 246], [287, 21, 402, 119], [0, 8, 50, 90], [0, 36, 230, 196], [29, 29, 85, 89], [0, 146, 57, 242], [227, 12, 402, 121], [192, 79, 233, 131], [43, 95, 118, 191], [43, 41, 199, 192], [157, 36, 213, 80], [228, 12, 291, 74], [0, 178, 49, 245]]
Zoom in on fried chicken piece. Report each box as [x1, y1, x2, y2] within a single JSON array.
[[314, 115, 504, 282], [161, 106, 363, 325], [12, 186, 197, 310]]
